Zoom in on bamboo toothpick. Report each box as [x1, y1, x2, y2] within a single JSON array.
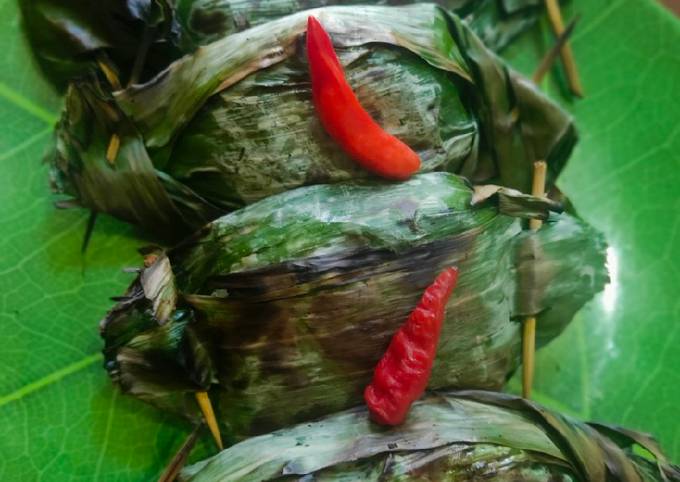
[[129, 25, 155, 86], [528, 162, 547, 231], [97, 56, 123, 168], [106, 133, 121, 166], [532, 17, 578, 85], [195, 391, 223, 450], [157, 424, 201, 482], [81, 210, 98, 254], [522, 161, 547, 399], [97, 56, 122, 91], [544, 0, 583, 97]]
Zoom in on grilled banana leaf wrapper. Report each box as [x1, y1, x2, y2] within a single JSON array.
[[101, 172, 607, 438], [21, 0, 548, 88], [179, 390, 679, 482], [51, 4, 576, 239]]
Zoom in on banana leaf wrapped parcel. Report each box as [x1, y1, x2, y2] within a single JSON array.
[[179, 391, 680, 482], [50, 5, 576, 239], [101, 172, 607, 439], [21, 0, 550, 88]]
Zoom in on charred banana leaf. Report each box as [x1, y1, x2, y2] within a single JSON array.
[[174, 0, 547, 54], [18, 0, 178, 89], [179, 390, 679, 482], [21, 0, 548, 88], [101, 172, 607, 438], [50, 4, 576, 239]]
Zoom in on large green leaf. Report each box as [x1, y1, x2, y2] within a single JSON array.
[[503, 0, 680, 462], [0, 1, 678, 482], [0, 2, 209, 480]]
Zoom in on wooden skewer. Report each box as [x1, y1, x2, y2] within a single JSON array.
[[157, 424, 202, 482], [544, 0, 583, 97], [528, 162, 547, 231], [195, 391, 223, 450], [97, 55, 123, 168], [522, 316, 537, 398], [106, 133, 121, 166], [96, 56, 122, 91], [129, 25, 155, 86], [522, 161, 547, 399], [81, 210, 98, 254], [97, 56, 122, 168], [532, 17, 579, 85]]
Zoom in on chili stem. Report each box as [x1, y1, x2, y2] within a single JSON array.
[[195, 391, 223, 450], [522, 161, 547, 399]]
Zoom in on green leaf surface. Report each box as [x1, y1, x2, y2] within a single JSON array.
[[0, 3, 210, 480], [504, 0, 680, 462], [0, 1, 678, 481]]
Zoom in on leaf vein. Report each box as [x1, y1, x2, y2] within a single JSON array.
[[0, 127, 51, 162], [0, 353, 102, 408], [94, 389, 118, 482], [571, 0, 626, 42], [0, 82, 58, 125]]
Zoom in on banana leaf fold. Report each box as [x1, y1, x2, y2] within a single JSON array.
[[49, 4, 576, 239], [179, 390, 679, 482], [101, 172, 607, 439], [21, 0, 549, 88]]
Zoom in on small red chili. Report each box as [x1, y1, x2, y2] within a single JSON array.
[[306, 16, 421, 181], [364, 267, 459, 425]]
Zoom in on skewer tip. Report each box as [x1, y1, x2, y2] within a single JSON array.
[[532, 16, 579, 86], [157, 424, 202, 482], [195, 391, 223, 450], [543, 0, 583, 97]]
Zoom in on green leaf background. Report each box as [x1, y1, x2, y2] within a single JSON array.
[[0, 0, 677, 479]]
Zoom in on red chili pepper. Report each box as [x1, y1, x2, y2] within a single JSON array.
[[306, 16, 421, 180], [364, 267, 459, 425]]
